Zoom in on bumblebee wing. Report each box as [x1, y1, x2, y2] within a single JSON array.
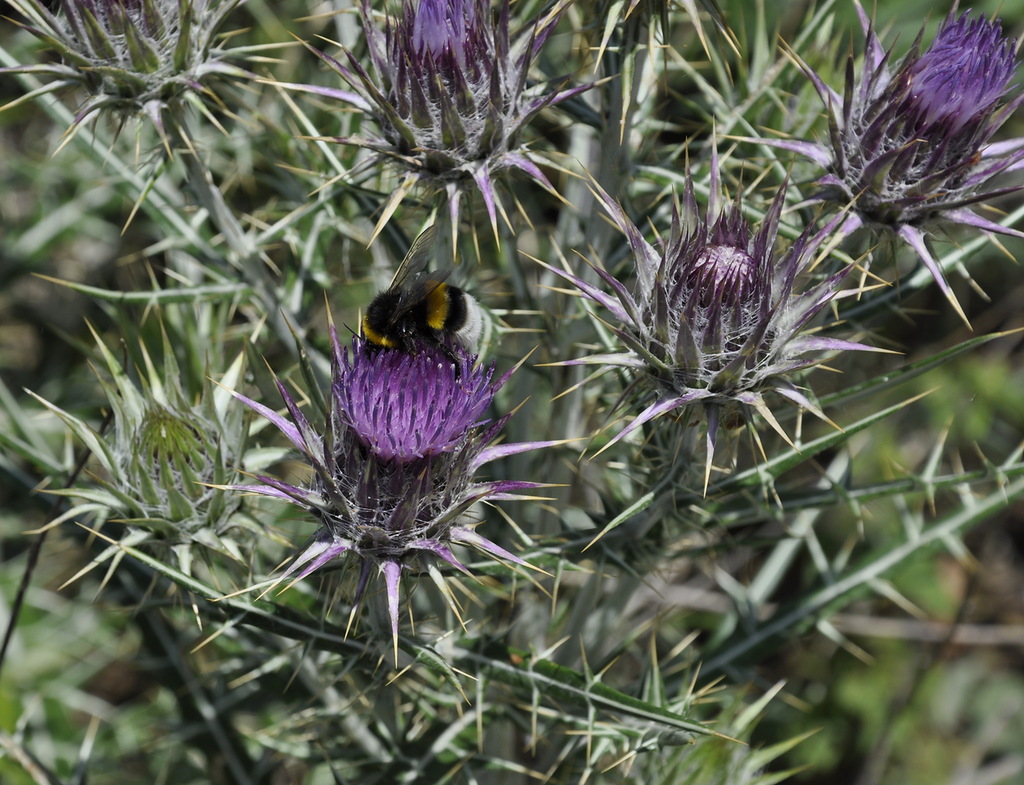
[[388, 224, 440, 289], [384, 226, 453, 325]]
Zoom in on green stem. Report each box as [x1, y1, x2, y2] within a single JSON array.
[[700, 475, 1024, 676], [165, 114, 310, 358]]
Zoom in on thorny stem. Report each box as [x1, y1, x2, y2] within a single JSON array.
[[165, 116, 311, 360], [595, 12, 649, 203], [126, 576, 270, 785], [699, 474, 1024, 677]]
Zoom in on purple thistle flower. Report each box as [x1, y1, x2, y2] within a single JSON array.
[[335, 344, 494, 463], [411, 0, 475, 58], [229, 328, 553, 653], [759, 2, 1024, 321], [283, 0, 587, 237], [2, 0, 250, 132], [548, 159, 873, 488]]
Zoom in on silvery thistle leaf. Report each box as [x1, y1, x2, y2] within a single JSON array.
[[1, 0, 251, 133], [228, 328, 555, 651], [548, 162, 873, 488], [759, 2, 1024, 321], [283, 0, 588, 236]]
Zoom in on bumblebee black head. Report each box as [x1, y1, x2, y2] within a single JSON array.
[[362, 290, 405, 349]]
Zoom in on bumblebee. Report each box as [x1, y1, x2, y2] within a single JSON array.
[[361, 226, 483, 360]]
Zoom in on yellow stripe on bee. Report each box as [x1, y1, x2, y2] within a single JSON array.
[[425, 282, 449, 330], [362, 316, 398, 348]]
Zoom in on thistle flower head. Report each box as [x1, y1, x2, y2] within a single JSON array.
[[335, 341, 494, 463], [766, 2, 1024, 319], [292, 0, 586, 236], [906, 11, 1017, 134], [550, 164, 871, 484], [230, 328, 552, 649], [2, 0, 249, 131], [29, 325, 251, 573]]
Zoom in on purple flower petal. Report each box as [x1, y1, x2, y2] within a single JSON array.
[[270, 80, 372, 111], [604, 395, 699, 449], [897, 224, 963, 321], [941, 207, 1024, 239], [786, 336, 877, 355], [407, 539, 470, 574]]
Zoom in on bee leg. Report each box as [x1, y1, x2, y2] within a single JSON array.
[[435, 341, 462, 377]]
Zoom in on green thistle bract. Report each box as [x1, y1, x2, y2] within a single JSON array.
[[2, 0, 249, 131], [550, 162, 872, 485], [229, 330, 554, 648], [764, 2, 1024, 319], [292, 0, 586, 234]]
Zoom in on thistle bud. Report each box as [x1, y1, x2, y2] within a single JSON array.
[[549, 162, 872, 484], [289, 0, 587, 233], [2, 0, 250, 130], [31, 327, 251, 573], [759, 2, 1024, 318]]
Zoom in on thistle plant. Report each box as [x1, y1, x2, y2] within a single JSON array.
[[1, 0, 251, 133], [289, 0, 586, 234], [763, 2, 1024, 318], [550, 163, 871, 484], [5, 1, 1024, 783], [229, 327, 552, 649]]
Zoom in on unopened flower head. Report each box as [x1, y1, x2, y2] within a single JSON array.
[[230, 328, 552, 646], [29, 327, 250, 571], [2, 0, 249, 130], [766, 2, 1024, 317], [551, 162, 870, 482], [293, 0, 586, 233]]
